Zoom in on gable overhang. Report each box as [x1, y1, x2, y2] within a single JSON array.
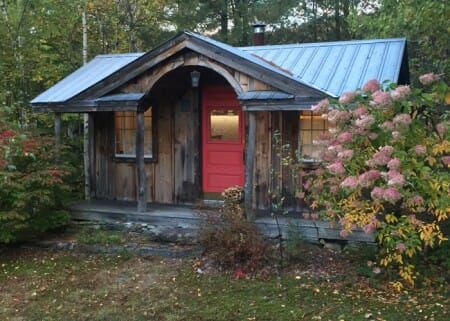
[[31, 31, 327, 113]]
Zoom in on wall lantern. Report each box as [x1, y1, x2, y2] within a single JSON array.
[[190, 70, 201, 88]]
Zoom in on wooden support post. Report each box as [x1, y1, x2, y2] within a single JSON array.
[[244, 111, 256, 220], [54, 112, 61, 162], [136, 110, 147, 212], [88, 113, 95, 199]]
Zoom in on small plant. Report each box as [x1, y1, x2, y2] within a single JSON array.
[[284, 224, 308, 263], [199, 191, 270, 273]]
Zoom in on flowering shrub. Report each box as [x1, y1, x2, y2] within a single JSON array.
[[304, 75, 449, 288], [0, 123, 72, 243]]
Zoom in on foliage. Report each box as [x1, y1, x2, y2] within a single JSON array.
[[199, 194, 269, 273], [349, 0, 450, 81], [303, 75, 449, 288], [0, 120, 74, 243]]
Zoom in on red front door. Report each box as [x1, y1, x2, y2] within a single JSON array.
[[202, 86, 245, 193]]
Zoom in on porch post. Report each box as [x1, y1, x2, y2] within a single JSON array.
[[54, 112, 62, 163], [244, 111, 256, 220], [136, 109, 147, 212]]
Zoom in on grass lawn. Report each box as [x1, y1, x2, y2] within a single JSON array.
[[0, 246, 448, 321]]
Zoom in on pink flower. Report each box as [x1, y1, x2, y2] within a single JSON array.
[[380, 121, 394, 131], [436, 122, 448, 136], [372, 267, 381, 274], [337, 149, 354, 160], [387, 158, 401, 170], [393, 113, 412, 127], [382, 187, 402, 204], [358, 170, 381, 187], [340, 176, 358, 189], [362, 79, 380, 93], [339, 92, 356, 104], [355, 114, 375, 129], [1, 130, 14, 139], [367, 146, 394, 166], [370, 90, 391, 107], [368, 133, 378, 140], [327, 110, 351, 124], [386, 170, 405, 187], [370, 187, 385, 200], [390, 85, 411, 101], [408, 195, 424, 207], [363, 223, 376, 234], [311, 99, 330, 113], [419, 73, 440, 85], [414, 145, 427, 156], [396, 243, 406, 253], [337, 132, 353, 144], [328, 144, 343, 153], [409, 215, 422, 226], [442, 156, 450, 166], [353, 107, 368, 117], [327, 161, 345, 175], [339, 229, 349, 238]]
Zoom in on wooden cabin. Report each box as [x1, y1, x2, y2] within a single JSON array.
[[31, 29, 409, 217]]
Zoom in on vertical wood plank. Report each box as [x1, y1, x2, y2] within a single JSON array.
[[253, 111, 270, 210], [88, 113, 96, 199], [136, 110, 147, 212], [244, 111, 257, 220], [54, 113, 61, 162]]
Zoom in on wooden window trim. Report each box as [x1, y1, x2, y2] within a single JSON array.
[[113, 108, 158, 163], [298, 111, 329, 162]]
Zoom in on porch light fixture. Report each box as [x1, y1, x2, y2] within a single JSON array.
[[190, 70, 200, 88]]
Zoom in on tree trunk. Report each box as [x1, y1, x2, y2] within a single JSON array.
[[334, 0, 341, 40], [82, 9, 91, 200]]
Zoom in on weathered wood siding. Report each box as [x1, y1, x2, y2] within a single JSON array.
[[251, 111, 300, 210], [93, 89, 200, 204]]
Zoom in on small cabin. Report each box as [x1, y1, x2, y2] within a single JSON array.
[[31, 29, 409, 217]]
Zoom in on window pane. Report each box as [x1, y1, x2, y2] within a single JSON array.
[[299, 111, 328, 159], [210, 109, 239, 141], [115, 108, 153, 157]]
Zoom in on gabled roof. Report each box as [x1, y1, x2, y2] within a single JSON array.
[[31, 31, 408, 109], [31, 53, 143, 104], [241, 38, 407, 97]]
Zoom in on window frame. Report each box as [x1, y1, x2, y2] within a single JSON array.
[[113, 108, 157, 163], [298, 110, 329, 163]]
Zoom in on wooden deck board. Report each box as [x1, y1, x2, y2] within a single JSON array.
[[69, 200, 374, 243]]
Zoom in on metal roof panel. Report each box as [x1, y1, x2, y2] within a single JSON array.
[[242, 38, 406, 97], [31, 53, 144, 104]]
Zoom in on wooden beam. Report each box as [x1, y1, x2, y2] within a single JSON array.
[[88, 113, 95, 199], [136, 110, 147, 212], [54, 112, 61, 162], [244, 111, 257, 220]]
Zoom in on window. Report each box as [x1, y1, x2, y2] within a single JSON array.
[[114, 108, 153, 158], [209, 109, 240, 141], [299, 111, 329, 159]]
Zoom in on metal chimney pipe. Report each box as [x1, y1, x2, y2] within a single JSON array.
[[252, 23, 266, 45]]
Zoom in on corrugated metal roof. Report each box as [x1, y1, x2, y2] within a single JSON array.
[[95, 93, 145, 102], [238, 91, 294, 100], [31, 53, 144, 104], [241, 38, 406, 97]]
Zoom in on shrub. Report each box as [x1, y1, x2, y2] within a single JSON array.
[[199, 187, 269, 273], [304, 75, 449, 288], [0, 122, 74, 243]]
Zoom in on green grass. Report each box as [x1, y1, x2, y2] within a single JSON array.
[[0, 248, 448, 321], [76, 228, 126, 246]]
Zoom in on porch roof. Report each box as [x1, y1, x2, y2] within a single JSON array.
[[33, 93, 146, 112]]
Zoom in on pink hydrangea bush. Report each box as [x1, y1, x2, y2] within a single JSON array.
[[304, 76, 450, 287]]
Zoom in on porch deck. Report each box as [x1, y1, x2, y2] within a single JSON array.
[[69, 200, 374, 244]]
